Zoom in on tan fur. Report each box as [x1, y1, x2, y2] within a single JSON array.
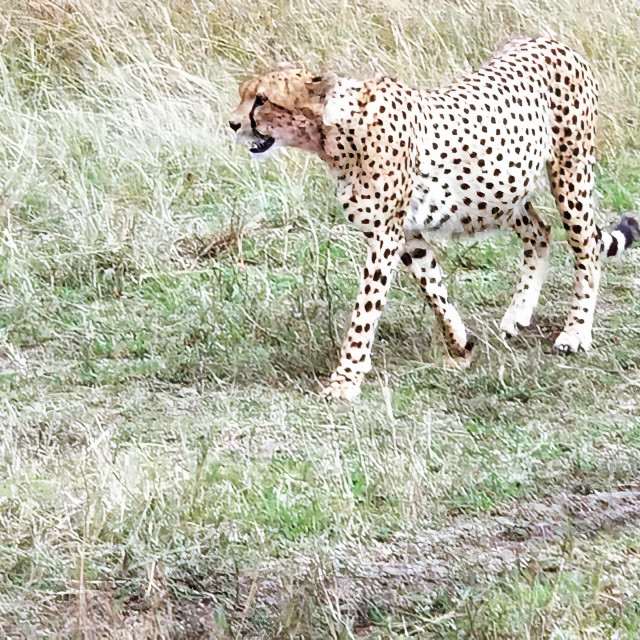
[[230, 39, 638, 400], [230, 69, 336, 158]]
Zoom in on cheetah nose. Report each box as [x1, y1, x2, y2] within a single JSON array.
[[229, 121, 241, 132]]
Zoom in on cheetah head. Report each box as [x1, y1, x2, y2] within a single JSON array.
[[229, 67, 337, 159]]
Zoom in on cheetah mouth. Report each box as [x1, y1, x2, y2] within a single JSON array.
[[249, 136, 275, 154]]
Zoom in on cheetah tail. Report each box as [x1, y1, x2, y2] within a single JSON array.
[[599, 213, 640, 258]]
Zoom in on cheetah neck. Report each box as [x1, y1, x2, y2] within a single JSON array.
[[261, 101, 332, 162]]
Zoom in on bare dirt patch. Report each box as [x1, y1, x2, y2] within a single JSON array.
[[4, 482, 640, 639]]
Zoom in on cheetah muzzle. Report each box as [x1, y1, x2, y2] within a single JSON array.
[[230, 38, 639, 400]]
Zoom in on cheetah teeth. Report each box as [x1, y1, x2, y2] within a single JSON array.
[[250, 136, 275, 153]]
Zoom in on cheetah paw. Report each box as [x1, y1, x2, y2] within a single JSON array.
[[319, 376, 362, 401], [443, 340, 475, 370], [553, 331, 591, 353], [500, 310, 533, 338]]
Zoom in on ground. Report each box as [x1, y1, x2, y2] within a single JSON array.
[[1, 1, 640, 638]]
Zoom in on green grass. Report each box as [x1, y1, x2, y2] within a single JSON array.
[[1, 1, 640, 638]]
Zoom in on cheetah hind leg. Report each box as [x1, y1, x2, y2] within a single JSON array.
[[500, 202, 551, 338]]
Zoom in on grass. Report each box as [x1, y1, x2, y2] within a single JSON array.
[[1, 0, 640, 638]]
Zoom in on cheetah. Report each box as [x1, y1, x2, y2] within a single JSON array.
[[229, 38, 639, 400]]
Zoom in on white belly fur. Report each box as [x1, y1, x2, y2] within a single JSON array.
[[406, 178, 465, 238]]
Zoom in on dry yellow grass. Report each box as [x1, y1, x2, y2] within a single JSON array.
[[1, 1, 640, 638]]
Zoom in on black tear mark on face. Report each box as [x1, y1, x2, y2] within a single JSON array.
[[249, 95, 268, 138], [248, 94, 275, 154]]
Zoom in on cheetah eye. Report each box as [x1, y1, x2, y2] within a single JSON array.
[[253, 95, 266, 107]]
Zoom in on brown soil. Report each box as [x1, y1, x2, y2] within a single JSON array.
[[3, 482, 640, 639]]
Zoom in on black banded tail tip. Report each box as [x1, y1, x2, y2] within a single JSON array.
[[616, 214, 640, 249]]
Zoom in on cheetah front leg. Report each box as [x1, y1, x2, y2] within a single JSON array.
[[500, 202, 551, 337], [320, 233, 402, 400], [400, 237, 474, 367]]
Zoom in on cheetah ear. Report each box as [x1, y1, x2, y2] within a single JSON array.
[[261, 72, 339, 113], [308, 72, 338, 98]]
